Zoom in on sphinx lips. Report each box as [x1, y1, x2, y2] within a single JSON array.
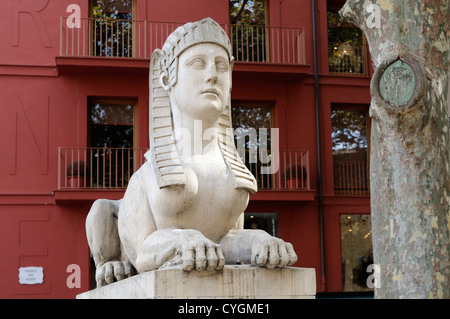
[[201, 88, 219, 97]]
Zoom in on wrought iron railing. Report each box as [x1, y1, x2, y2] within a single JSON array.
[[328, 42, 369, 76], [333, 160, 370, 196], [229, 24, 305, 64], [243, 150, 310, 190], [58, 147, 310, 191], [58, 147, 147, 189], [59, 18, 305, 65]]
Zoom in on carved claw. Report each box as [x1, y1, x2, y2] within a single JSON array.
[[95, 260, 136, 287], [181, 235, 225, 272], [251, 235, 298, 269]]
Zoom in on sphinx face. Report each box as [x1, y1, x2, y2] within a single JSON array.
[[169, 43, 231, 121]]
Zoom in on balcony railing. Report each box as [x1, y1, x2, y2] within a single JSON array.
[[58, 147, 147, 189], [59, 18, 305, 65], [58, 147, 310, 191], [328, 42, 369, 76], [333, 161, 369, 196], [243, 150, 310, 191], [229, 24, 305, 64]]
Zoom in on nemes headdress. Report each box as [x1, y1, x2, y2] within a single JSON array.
[[161, 18, 233, 87], [146, 18, 257, 193]]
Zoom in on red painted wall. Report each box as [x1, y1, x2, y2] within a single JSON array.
[[0, 0, 372, 298]]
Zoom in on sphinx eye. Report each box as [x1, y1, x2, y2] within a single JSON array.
[[188, 58, 206, 69], [216, 61, 228, 72]]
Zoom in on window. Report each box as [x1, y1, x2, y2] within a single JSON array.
[[245, 213, 278, 237], [91, 0, 134, 57], [232, 102, 272, 189], [230, 0, 266, 25], [87, 98, 137, 188], [331, 104, 370, 195], [327, 6, 367, 75], [88, 100, 135, 148], [340, 214, 373, 292], [229, 0, 268, 62]]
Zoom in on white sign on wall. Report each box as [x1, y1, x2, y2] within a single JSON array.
[[19, 267, 44, 285]]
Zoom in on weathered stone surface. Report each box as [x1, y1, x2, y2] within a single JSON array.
[[341, 1, 449, 298], [77, 265, 316, 299], [83, 18, 299, 293]]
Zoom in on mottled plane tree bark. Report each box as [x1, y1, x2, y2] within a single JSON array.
[[340, 0, 449, 298]]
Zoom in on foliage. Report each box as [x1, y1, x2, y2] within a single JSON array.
[[232, 106, 271, 151], [92, 0, 133, 20], [230, 0, 266, 25], [232, 105, 272, 189], [91, 0, 133, 57], [229, 0, 267, 62], [331, 109, 367, 152], [89, 103, 134, 148]]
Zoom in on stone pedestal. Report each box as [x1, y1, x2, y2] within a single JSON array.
[[77, 265, 316, 299]]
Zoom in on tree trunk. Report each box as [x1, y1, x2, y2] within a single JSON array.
[[340, 0, 449, 298]]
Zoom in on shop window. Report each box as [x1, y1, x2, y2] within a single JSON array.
[[229, 0, 268, 62], [327, 4, 368, 75], [331, 104, 370, 195], [340, 214, 373, 292], [232, 102, 273, 189], [87, 98, 137, 188], [245, 213, 278, 237], [91, 0, 134, 57]]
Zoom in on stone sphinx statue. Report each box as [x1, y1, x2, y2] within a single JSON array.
[[86, 18, 297, 287]]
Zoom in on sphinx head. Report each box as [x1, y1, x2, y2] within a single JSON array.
[[148, 18, 257, 193], [158, 18, 234, 121]]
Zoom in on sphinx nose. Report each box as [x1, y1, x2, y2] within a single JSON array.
[[206, 63, 218, 84]]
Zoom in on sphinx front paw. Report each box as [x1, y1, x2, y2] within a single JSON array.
[[95, 260, 136, 287], [180, 234, 225, 272], [251, 233, 298, 269]]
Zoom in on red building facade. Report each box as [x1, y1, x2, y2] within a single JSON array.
[[0, 0, 372, 298]]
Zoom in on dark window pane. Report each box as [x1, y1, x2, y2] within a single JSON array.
[[232, 105, 271, 150], [327, 8, 365, 74], [331, 106, 370, 195], [89, 102, 134, 148], [230, 0, 266, 25], [331, 109, 367, 156], [229, 1, 267, 62], [91, 0, 134, 57], [92, 0, 133, 19], [87, 100, 135, 188], [232, 104, 272, 189], [245, 213, 278, 237], [340, 214, 373, 292]]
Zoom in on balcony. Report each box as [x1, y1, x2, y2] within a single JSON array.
[[57, 18, 309, 78], [58, 147, 147, 189], [55, 147, 314, 202], [328, 42, 369, 76], [333, 160, 370, 196]]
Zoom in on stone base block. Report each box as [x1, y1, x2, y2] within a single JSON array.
[[77, 265, 316, 299]]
